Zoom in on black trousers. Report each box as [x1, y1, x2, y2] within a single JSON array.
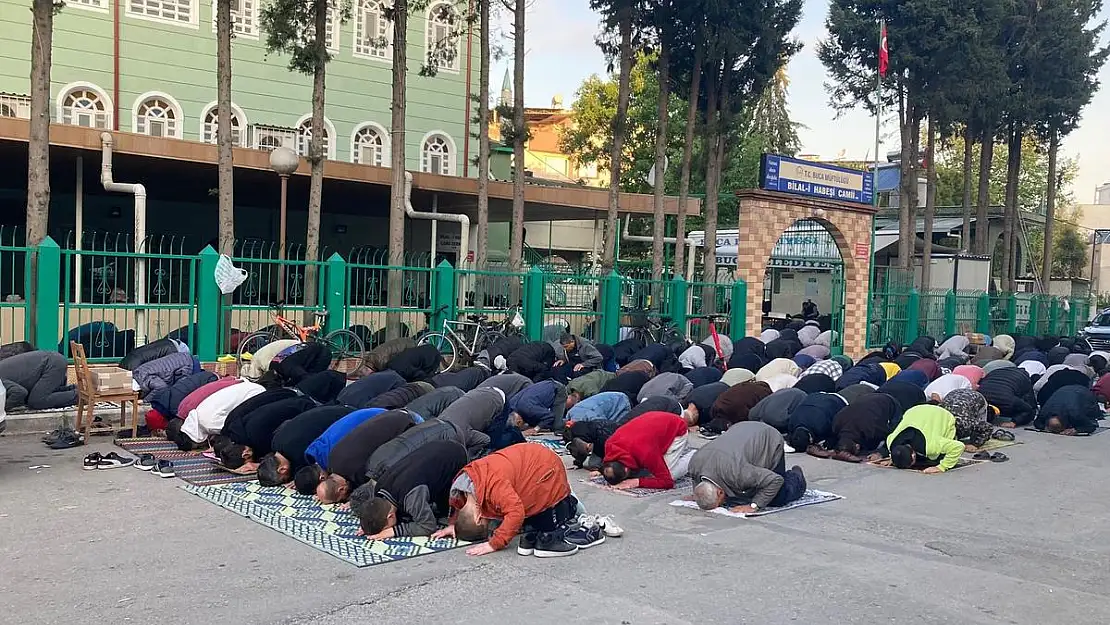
[[523, 494, 578, 532]]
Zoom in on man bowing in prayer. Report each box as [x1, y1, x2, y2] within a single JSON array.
[[688, 421, 807, 514]]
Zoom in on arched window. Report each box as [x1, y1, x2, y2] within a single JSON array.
[[352, 123, 388, 166], [421, 132, 455, 175], [58, 84, 111, 129], [200, 102, 247, 146], [425, 2, 459, 72], [354, 0, 391, 59], [134, 94, 183, 138], [296, 117, 334, 160]]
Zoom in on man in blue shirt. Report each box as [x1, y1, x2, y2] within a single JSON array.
[[293, 408, 386, 495]]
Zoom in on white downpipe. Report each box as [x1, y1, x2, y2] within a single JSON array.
[[75, 156, 83, 304], [99, 132, 148, 346], [403, 171, 469, 312], [621, 214, 696, 280]]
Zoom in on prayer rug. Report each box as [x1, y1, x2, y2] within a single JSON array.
[[975, 438, 1023, 452], [1023, 426, 1109, 436], [183, 481, 468, 567], [866, 456, 987, 472], [527, 437, 568, 455], [668, 489, 844, 518], [580, 474, 694, 498], [115, 437, 255, 487]]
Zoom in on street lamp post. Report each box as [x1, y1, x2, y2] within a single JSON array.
[[269, 147, 299, 303]]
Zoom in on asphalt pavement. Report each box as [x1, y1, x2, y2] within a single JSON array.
[[2, 430, 1109, 625]]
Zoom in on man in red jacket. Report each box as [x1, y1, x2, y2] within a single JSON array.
[[601, 411, 691, 490]]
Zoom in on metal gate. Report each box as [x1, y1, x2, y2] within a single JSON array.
[[765, 219, 845, 353]]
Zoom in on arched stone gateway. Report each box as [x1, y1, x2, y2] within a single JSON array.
[[732, 189, 877, 357]]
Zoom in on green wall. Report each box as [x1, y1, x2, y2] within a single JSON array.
[[0, 0, 480, 175]]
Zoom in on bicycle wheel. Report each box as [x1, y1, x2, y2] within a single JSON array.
[[236, 331, 276, 382], [660, 326, 687, 346], [629, 327, 654, 345], [418, 332, 458, 372], [478, 330, 505, 353], [321, 329, 367, 378]]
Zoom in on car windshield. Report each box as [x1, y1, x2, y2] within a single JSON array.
[[1092, 311, 1110, 327]]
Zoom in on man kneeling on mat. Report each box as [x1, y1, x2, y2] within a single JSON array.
[[600, 411, 692, 490], [688, 421, 807, 514], [353, 439, 469, 540], [876, 404, 966, 473], [431, 444, 594, 557]]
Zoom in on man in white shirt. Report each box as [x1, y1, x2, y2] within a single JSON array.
[[168, 381, 266, 450]]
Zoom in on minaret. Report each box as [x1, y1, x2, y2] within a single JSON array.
[[499, 67, 512, 107]]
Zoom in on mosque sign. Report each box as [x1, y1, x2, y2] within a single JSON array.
[[760, 154, 874, 205]]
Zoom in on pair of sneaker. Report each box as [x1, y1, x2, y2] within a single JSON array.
[[134, 453, 175, 478], [43, 428, 84, 449], [516, 514, 624, 557], [83, 451, 135, 470]]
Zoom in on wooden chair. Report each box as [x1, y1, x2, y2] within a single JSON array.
[[70, 342, 141, 440]]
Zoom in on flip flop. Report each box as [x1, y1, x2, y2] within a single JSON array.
[[991, 429, 1016, 442], [972, 451, 992, 461], [989, 452, 1009, 463]]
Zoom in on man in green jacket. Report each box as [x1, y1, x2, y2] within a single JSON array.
[[885, 404, 967, 473], [566, 370, 616, 409]]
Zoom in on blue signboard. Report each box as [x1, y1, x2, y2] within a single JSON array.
[[760, 154, 874, 205]]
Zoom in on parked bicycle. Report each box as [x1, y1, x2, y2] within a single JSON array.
[[418, 305, 525, 371], [626, 309, 686, 346], [236, 303, 367, 380]]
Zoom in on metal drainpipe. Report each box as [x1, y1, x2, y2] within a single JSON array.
[[99, 132, 148, 346], [403, 172, 469, 311], [620, 214, 696, 280]]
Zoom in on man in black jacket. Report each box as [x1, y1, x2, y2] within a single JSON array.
[[388, 345, 442, 382], [366, 382, 433, 410], [552, 333, 604, 379], [335, 370, 405, 408], [431, 366, 489, 392], [314, 409, 420, 504], [216, 394, 318, 470], [978, 367, 1038, 427], [506, 341, 557, 380], [353, 439, 469, 539], [257, 405, 354, 486], [566, 420, 621, 469], [1034, 385, 1100, 435]]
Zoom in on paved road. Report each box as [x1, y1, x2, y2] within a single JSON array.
[[2, 431, 1109, 625]]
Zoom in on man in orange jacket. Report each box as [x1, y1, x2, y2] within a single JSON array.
[[432, 444, 595, 558]]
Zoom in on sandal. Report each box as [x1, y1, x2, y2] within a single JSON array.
[[991, 429, 1015, 442], [972, 451, 992, 461], [989, 452, 1009, 463]]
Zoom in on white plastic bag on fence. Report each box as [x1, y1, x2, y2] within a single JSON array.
[[214, 254, 249, 295]]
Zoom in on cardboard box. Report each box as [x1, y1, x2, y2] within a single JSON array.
[[91, 367, 133, 392]]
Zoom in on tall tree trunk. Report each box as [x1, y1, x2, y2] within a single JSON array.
[[650, 34, 671, 282], [1041, 128, 1058, 293], [960, 125, 973, 253], [703, 60, 733, 311], [506, 0, 525, 271], [673, 38, 702, 276], [302, 0, 327, 319], [896, 91, 914, 270], [26, 0, 53, 337], [700, 64, 721, 289], [387, 0, 410, 339], [602, 4, 633, 270], [975, 129, 994, 255], [1002, 122, 1021, 292], [920, 116, 936, 290], [475, 0, 490, 270], [216, 0, 234, 257]]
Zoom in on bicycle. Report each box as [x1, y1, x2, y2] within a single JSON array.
[[418, 306, 525, 372], [626, 309, 686, 346], [236, 303, 367, 380], [690, 313, 729, 370]]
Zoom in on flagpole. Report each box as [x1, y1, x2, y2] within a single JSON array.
[[866, 18, 884, 350]]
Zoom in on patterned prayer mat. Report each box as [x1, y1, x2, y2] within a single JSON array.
[[1023, 426, 1109, 437], [866, 456, 987, 472], [527, 437, 569, 455], [580, 474, 694, 498], [183, 481, 468, 567], [668, 489, 844, 518], [115, 437, 256, 487]]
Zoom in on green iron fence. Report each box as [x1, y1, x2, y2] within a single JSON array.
[[918, 289, 948, 341], [345, 262, 435, 349]]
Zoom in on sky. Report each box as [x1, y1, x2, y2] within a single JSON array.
[[496, 0, 1110, 203]]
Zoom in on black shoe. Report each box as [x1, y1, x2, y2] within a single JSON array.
[[565, 523, 605, 549], [49, 431, 84, 449], [83, 452, 102, 470], [96, 452, 135, 469], [533, 531, 578, 558], [516, 532, 536, 556], [42, 428, 75, 444], [152, 460, 176, 479], [135, 453, 157, 471]]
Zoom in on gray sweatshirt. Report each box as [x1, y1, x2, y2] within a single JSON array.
[[687, 421, 785, 508]]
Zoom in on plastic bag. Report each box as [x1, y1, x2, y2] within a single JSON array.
[[214, 255, 249, 295]]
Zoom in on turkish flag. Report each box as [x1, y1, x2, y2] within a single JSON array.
[[879, 23, 889, 77]]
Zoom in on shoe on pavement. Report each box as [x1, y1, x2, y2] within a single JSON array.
[[564, 523, 605, 549], [516, 532, 536, 556], [152, 460, 176, 478], [43, 428, 74, 444], [83, 452, 102, 470], [96, 452, 135, 469], [49, 431, 85, 449], [533, 530, 578, 558], [584, 514, 624, 538], [135, 454, 157, 471]]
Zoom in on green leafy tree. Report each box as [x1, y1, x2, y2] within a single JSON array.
[[747, 67, 802, 156]]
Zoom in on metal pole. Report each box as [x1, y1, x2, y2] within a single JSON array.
[[430, 193, 438, 268], [866, 18, 884, 351], [75, 156, 83, 304], [278, 174, 288, 302]]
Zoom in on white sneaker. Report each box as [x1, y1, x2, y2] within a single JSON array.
[[783, 443, 796, 454], [585, 514, 624, 538]]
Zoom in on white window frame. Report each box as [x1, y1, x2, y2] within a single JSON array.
[[299, 2, 341, 54], [69, 0, 110, 13], [353, 0, 392, 61], [199, 101, 249, 146], [0, 94, 31, 119], [425, 1, 460, 74], [420, 130, 456, 176], [295, 114, 337, 160], [350, 121, 390, 166], [252, 124, 299, 151], [127, 0, 200, 27], [132, 91, 185, 139], [56, 82, 114, 129], [210, 0, 258, 39]]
